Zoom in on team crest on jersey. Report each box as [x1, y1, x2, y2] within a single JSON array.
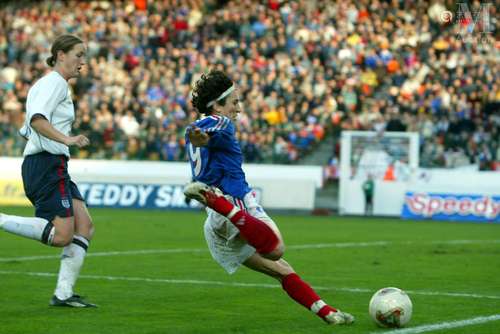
[[61, 198, 71, 209]]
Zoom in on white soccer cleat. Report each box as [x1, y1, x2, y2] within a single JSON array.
[[324, 310, 355, 325], [0, 213, 5, 229], [183, 181, 223, 206]]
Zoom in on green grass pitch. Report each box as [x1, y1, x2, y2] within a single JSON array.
[[1, 206, 499, 334]]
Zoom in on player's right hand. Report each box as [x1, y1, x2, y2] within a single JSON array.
[[66, 135, 90, 147]]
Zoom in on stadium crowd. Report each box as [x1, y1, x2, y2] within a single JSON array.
[[0, 0, 498, 169]]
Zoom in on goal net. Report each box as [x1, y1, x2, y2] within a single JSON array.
[[339, 131, 419, 215]]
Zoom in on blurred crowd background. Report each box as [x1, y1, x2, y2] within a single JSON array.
[[0, 0, 498, 170]]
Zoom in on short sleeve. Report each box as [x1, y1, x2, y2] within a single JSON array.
[[27, 76, 67, 123]]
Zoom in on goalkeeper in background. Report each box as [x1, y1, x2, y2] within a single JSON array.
[[363, 174, 374, 215]]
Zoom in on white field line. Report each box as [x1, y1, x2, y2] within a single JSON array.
[[369, 314, 500, 334], [0, 270, 499, 301], [0, 239, 498, 263], [0, 248, 207, 262], [288, 241, 390, 249]]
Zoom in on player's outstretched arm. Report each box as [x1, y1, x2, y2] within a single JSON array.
[[31, 115, 89, 148], [188, 126, 210, 147]]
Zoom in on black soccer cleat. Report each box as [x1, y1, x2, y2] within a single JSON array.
[[49, 294, 97, 308]]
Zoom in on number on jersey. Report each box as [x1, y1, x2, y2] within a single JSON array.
[[188, 143, 202, 176]]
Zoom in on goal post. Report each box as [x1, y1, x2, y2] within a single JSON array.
[[339, 131, 420, 216]]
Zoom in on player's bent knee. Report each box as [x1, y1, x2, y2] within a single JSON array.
[[263, 251, 281, 261], [75, 216, 94, 240], [83, 222, 95, 241], [52, 233, 73, 247], [263, 243, 285, 261], [50, 216, 74, 247], [53, 226, 73, 246]]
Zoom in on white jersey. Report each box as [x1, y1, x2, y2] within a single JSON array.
[[21, 71, 74, 158]]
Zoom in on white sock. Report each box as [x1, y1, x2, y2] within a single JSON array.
[[311, 300, 327, 314], [54, 235, 89, 300], [0, 213, 54, 245]]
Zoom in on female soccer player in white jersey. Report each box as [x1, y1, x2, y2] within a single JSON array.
[[0, 35, 96, 307], [184, 70, 354, 326]]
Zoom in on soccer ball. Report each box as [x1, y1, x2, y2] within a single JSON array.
[[369, 287, 413, 328]]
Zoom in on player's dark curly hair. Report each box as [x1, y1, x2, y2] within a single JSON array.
[[191, 70, 233, 115]]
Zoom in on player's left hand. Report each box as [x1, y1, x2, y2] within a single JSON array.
[[188, 126, 209, 147]]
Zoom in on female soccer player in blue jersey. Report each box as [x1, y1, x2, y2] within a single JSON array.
[[0, 35, 96, 307], [184, 70, 354, 325]]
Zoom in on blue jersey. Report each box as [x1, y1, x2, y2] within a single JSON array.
[[186, 115, 250, 199]]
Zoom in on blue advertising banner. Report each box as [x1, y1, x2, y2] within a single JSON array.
[[402, 192, 500, 223], [78, 183, 201, 209], [78, 183, 262, 210]]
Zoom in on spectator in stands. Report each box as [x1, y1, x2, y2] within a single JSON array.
[[0, 0, 497, 170]]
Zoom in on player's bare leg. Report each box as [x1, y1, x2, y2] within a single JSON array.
[[185, 182, 282, 259], [244, 252, 355, 325]]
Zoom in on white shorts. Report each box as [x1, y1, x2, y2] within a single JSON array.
[[204, 190, 279, 274]]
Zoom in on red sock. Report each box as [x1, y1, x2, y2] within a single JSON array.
[[206, 195, 279, 254], [229, 211, 279, 254], [282, 273, 337, 320], [206, 194, 235, 216]]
